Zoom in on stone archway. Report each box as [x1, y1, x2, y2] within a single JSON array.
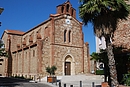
[[63, 55, 75, 75]]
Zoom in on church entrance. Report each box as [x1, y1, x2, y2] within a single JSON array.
[[64, 55, 74, 75], [65, 62, 71, 75]]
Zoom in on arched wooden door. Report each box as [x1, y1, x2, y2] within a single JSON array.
[[65, 62, 71, 75]]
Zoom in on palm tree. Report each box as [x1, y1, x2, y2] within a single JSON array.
[[79, 0, 129, 86]]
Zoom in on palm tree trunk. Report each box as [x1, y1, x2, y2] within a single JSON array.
[[104, 63, 108, 82], [105, 38, 119, 87]]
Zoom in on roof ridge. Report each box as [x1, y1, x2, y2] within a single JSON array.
[[5, 29, 25, 35]]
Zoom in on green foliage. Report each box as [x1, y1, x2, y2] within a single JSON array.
[[51, 65, 57, 75], [46, 65, 57, 75], [0, 40, 8, 57], [96, 70, 104, 75], [0, 40, 8, 65], [79, 0, 130, 23], [90, 49, 108, 64], [90, 52, 100, 61], [46, 66, 51, 75], [122, 73, 130, 86]]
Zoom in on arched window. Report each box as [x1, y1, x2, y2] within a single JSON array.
[[64, 30, 67, 42], [68, 30, 71, 42], [66, 4, 69, 12], [61, 6, 64, 13]]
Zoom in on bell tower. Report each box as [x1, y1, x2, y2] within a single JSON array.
[[56, 0, 76, 18]]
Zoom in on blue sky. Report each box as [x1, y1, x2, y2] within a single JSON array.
[[0, 0, 95, 54]]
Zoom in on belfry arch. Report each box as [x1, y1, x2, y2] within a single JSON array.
[[63, 55, 75, 75]]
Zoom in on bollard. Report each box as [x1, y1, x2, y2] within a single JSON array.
[[92, 82, 95, 87], [64, 84, 66, 87], [56, 78, 57, 86], [52, 77, 53, 84], [70, 85, 73, 87], [39, 76, 41, 82], [111, 84, 114, 87], [80, 81, 82, 87], [59, 81, 61, 87], [34, 75, 36, 81]]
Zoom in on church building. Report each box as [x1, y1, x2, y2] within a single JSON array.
[[0, 1, 90, 79]]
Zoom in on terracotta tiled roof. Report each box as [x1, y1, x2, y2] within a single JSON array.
[[50, 14, 60, 17], [5, 30, 25, 35]]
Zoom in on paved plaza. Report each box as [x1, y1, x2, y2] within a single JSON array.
[[40, 74, 104, 87], [0, 74, 104, 87], [0, 75, 127, 87]]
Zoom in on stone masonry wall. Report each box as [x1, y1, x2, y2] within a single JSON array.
[[53, 45, 83, 75], [53, 15, 86, 75], [113, 16, 130, 49], [23, 49, 29, 75], [54, 16, 83, 47], [17, 51, 22, 75], [30, 46, 37, 74], [10, 35, 22, 52], [22, 21, 51, 47], [12, 45, 38, 77], [12, 53, 16, 75], [42, 37, 51, 76], [10, 21, 51, 77], [84, 43, 90, 73]]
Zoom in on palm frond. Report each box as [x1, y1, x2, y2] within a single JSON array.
[[79, 0, 130, 38]]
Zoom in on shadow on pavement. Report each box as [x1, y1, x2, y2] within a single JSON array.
[[0, 77, 30, 86]]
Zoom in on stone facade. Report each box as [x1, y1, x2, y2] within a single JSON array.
[[113, 16, 130, 49], [0, 1, 90, 79]]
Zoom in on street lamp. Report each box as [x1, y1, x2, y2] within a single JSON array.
[[0, 7, 4, 15]]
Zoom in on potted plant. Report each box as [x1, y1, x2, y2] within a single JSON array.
[[46, 65, 57, 83], [101, 82, 109, 87]]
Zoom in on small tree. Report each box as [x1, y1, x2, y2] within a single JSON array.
[[46, 65, 57, 75]]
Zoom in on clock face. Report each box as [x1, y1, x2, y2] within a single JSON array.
[[65, 19, 71, 24]]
